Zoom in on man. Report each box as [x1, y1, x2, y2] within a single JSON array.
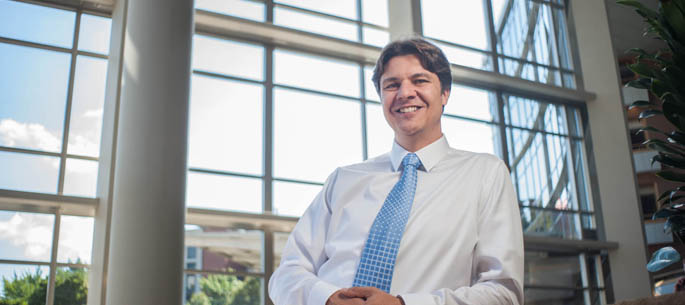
[[269, 38, 524, 305]]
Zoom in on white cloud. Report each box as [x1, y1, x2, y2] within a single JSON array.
[[0, 213, 53, 261], [0, 213, 93, 264], [0, 119, 61, 152], [82, 109, 103, 119]]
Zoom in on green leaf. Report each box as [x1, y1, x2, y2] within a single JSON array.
[[639, 109, 663, 119], [629, 100, 652, 110], [669, 131, 685, 144], [662, 1, 685, 42], [654, 207, 680, 219], [637, 126, 666, 135], [657, 170, 685, 182], [652, 154, 685, 168], [629, 62, 658, 78]]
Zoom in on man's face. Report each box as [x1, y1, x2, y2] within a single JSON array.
[[379, 54, 449, 144]]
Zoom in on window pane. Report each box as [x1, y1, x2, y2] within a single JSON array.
[[508, 129, 580, 212], [0, 151, 59, 194], [55, 267, 89, 304], [362, 26, 389, 48], [78, 14, 112, 55], [422, 0, 489, 50], [0, 43, 70, 153], [0, 264, 49, 299], [442, 117, 499, 156], [274, 7, 358, 42], [68, 55, 107, 157], [366, 102, 394, 158], [183, 273, 262, 305], [185, 227, 264, 272], [192, 35, 264, 81], [276, 0, 357, 20], [273, 232, 290, 270], [362, 0, 389, 27], [499, 58, 562, 86], [572, 140, 592, 212], [0, 1, 75, 48], [364, 66, 379, 102], [520, 207, 580, 239], [189, 75, 263, 175], [503, 95, 567, 135], [434, 40, 492, 71], [196, 0, 265, 22], [186, 172, 262, 213], [273, 181, 322, 217], [525, 251, 582, 287], [0, 211, 54, 262], [63, 158, 98, 198], [58, 216, 94, 264], [444, 85, 498, 122], [274, 49, 360, 97], [496, 1, 568, 70], [274, 88, 362, 182]]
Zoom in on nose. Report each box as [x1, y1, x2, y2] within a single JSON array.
[[397, 81, 416, 100]]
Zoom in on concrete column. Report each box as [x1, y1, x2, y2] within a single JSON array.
[[388, 0, 421, 40], [568, 0, 651, 301], [89, 0, 194, 304]]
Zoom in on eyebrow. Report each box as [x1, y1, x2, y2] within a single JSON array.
[[381, 73, 432, 85]]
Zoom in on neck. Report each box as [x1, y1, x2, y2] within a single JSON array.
[[395, 131, 443, 152]]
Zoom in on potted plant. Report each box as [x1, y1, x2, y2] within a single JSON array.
[[618, 0, 685, 279]]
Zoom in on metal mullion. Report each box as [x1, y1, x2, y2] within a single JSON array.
[[274, 2, 360, 25], [520, 203, 585, 215], [496, 91, 510, 168], [498, 53, 573, 73], [505, 124, 577, 139], [193, 70, 265, 86], [0, 36, 72, 54], [0, 146, 62, 157], [359, 63, 369, 161], [188, 167, 263, 180], [266, 0, 274, 22], [57, 11, 82, 195], [64, 154, 99, 161], [529, 0, 565, 10], [356, 0, 363, 44], [548, 3, 567, 87], [0, 258, 51, 266], [273, 84, 361, 103], [426, 36, 492, 56], [184, 268, 266, 278], [485, 0, 501, 73], [46, 209, 61, 305], [273, 177, 324, 187], [76, 50, 108, 59], [441, 114, 496, 126], [15, 0, 77, 12], [579, 253, 592, 305], [263, 45, 274, 305]]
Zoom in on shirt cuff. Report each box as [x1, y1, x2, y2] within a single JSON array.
[[307, 280, 340, 305], [398, 293, 436, 305]]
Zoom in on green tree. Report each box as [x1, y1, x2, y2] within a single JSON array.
[[187, 275, 260, 305], [0, 267, 87, 305]]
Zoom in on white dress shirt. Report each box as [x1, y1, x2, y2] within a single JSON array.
[[268, 136, 524, 305]]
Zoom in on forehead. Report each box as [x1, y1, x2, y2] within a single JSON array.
[[380, 54, 434, 80]]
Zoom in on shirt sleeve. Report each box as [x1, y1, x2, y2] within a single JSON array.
[[268, 169, 342, 305], [399, 160, 525, 305]]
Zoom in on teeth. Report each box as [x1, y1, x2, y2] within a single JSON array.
[[399, 106, 419, 113]]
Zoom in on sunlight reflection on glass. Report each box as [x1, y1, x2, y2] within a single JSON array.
[[186, 172, 262, 213], [193, 35, 264, 81], [273, 181, 322, 217], [421, 0, 489, 50], [78, 14, 111, 55], [68, 55, 107, 157], [274, 6, 358, 42], [442, 117, 497, 155], [365, 103, 394, 159], [274, 88, 362, 182], [274, 49, 360, 97], [63, 158, 98, 198], [445, 85, 498, 122]]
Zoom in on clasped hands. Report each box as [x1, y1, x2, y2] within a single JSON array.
[[326, 287, 404, 305]]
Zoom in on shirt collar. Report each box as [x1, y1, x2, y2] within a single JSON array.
[[390, 135, 450, 172]]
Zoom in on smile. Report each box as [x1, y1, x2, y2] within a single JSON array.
[[397, 106, 421, 113]]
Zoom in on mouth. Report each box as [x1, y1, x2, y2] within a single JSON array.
[[396, 106, 422, 113]]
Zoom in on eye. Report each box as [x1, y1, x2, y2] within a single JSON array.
[[414, 78, 429, 84], [383, 83, 399, 90]]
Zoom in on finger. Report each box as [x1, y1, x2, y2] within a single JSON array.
[[341, 286, 379, 298]]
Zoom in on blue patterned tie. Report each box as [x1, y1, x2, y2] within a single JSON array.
[[352, 153, 421, 292]]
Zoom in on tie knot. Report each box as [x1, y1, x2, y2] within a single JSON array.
[[402, 153, 421, 169]]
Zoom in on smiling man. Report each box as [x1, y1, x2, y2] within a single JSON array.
[[268, 38, 524, 305]]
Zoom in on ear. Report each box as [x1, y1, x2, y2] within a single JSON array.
[[441, 89, 450, 106]]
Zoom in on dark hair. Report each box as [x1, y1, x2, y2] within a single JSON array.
[[372, 38, 452, 94]]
